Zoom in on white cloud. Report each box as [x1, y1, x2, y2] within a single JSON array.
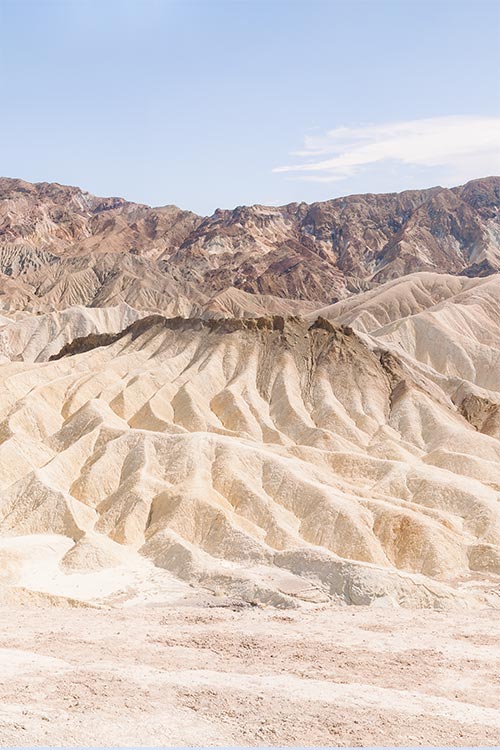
[[273, 116, 500, 184]]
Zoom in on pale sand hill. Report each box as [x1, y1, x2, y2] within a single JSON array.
[[0, 304, 147, 362], [311, 272, 498, 335], [0, 301, 498, 609], [314, 272, 500, 436]]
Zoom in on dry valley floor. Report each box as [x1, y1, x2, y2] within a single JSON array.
[[0, 601, 499, 747]]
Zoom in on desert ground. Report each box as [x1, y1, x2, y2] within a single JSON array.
[[0, 599, 499, 747]]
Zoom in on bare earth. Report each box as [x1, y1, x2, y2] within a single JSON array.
[[0, 602, 499, 747]]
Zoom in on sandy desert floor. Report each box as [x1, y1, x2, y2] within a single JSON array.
[[0, 601, 499, 747]]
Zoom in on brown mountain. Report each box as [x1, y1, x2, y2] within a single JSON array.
[[0, 175, 499, 312]]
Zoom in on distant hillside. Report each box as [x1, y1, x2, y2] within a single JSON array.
[[0, 176, 499, 312]]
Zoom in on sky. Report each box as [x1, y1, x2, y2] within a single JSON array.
[[0, 0, 499, 215]]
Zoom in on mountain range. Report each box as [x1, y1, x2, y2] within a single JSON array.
[[1, 176, 499, 314], [0, 175, 499, 611]]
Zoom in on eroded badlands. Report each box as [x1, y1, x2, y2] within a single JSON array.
[[0, 180, 499, 746], [0, 271, 499, 610]]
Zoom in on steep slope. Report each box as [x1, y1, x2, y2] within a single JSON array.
[[315, 272, 500, 389], [315, 271, 500, 453], [0, 314, 499, 608]]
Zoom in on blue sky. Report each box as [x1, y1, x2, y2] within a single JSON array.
[[1, 0, 499, 214]]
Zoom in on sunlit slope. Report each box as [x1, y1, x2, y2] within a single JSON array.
[[0, 304, 147, 362], [0, 314, 498, 607], [315, 273, 500, 431]]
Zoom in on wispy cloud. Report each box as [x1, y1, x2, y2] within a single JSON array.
[[273, 116, 500, 184]]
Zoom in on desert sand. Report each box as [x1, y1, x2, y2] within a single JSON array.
[[0, 601, 498, 746]]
